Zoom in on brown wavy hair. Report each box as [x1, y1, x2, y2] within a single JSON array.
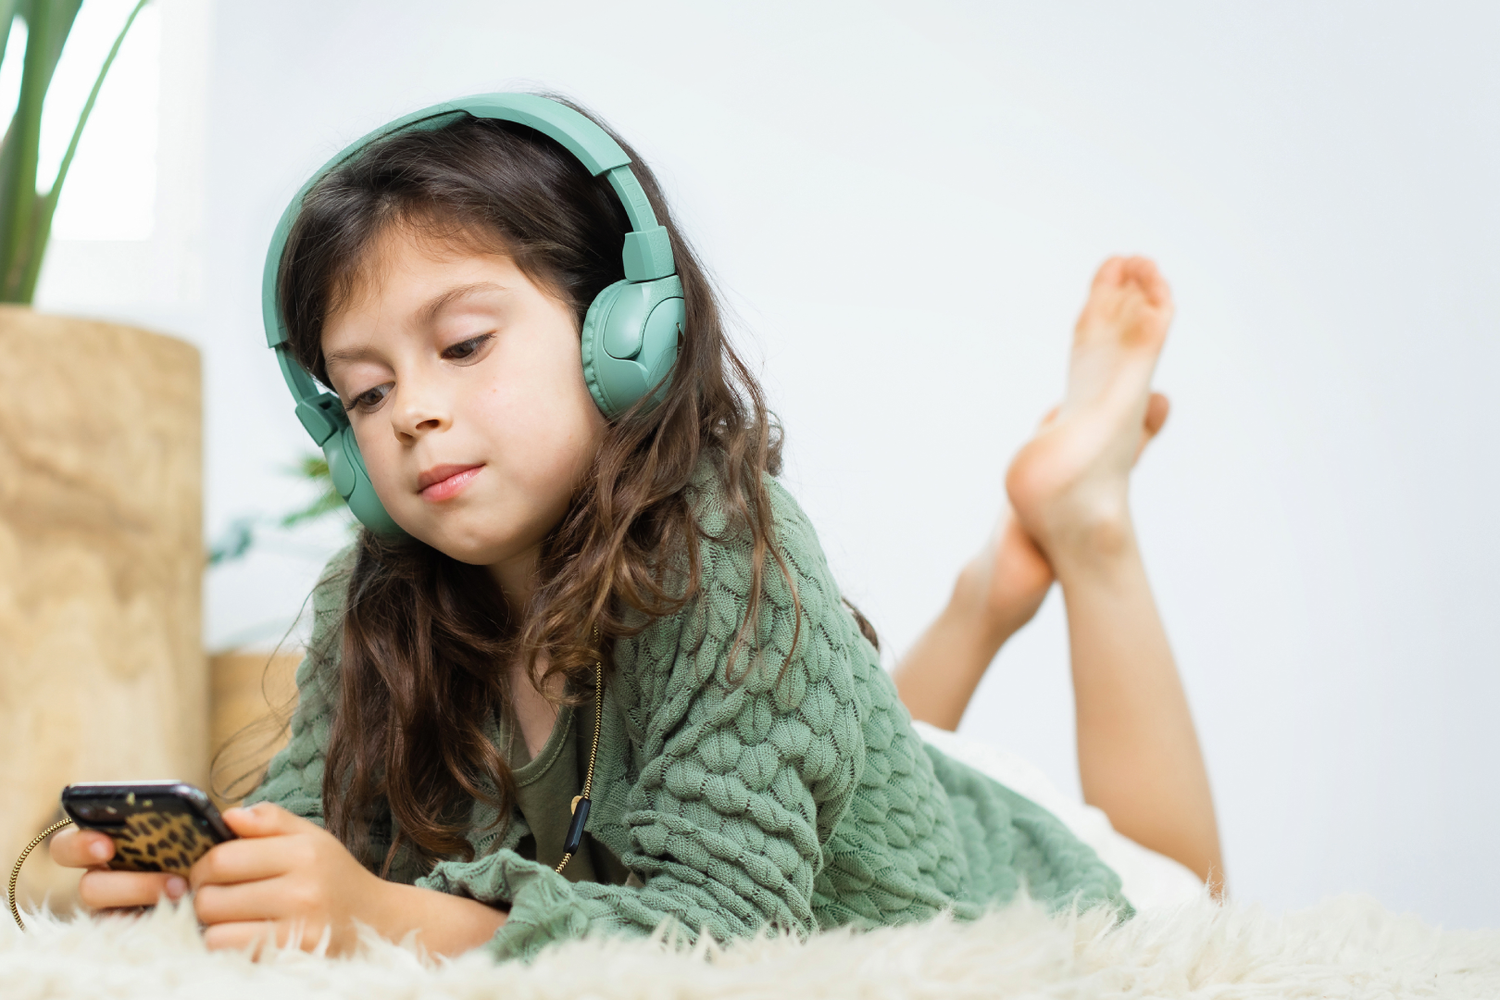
[[275, 95, 810, 873]]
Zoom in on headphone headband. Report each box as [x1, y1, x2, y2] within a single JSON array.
[[261, 93, 674, 351]]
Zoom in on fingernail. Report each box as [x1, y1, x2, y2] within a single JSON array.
[[89, 839, 111, 861], [165, 876, 187, 900]]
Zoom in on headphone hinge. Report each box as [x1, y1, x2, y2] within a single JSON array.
[[294, 395, 343, 446]]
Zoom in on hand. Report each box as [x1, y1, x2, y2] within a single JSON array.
[[50, 825, 190, 912], [189, 802, 392, 955]]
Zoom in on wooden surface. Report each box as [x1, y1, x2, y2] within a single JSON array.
[[208, 650, 302, 805], [0, 307, 203, 914]]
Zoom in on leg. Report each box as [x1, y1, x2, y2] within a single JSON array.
[[892, 353, 1164, 730], [1007, 256, 1223, 894], [892, 509, 1052, 732]]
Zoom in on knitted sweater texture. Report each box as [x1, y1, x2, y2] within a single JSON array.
[[246, 470, 1127, 961]]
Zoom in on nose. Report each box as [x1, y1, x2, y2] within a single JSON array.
[[390, 381, 451, 442]]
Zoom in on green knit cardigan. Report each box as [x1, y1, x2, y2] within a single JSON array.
[[245, 468, 1128, 961]]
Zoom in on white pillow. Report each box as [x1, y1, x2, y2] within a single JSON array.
[[912, 720, 1208, 912]]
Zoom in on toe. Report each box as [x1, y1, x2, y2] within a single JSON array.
[[1091, 256, 1127, 292], [1134, 392, 1170, 463], [1144, 391, 1170, 436], [1122, 256, 1174, 311]]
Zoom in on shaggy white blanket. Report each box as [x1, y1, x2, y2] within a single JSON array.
[[8, 727, 1493, 997], [3, 891, 1497, 999]]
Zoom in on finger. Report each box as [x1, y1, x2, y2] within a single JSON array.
[[194, 876, 296, 926], [202, 919, 288, 958], [221, 802, 309, 839], [190, 835, 300, 891], [49, 828, 116, 868], [203, 917, 330, 957], [78, 869, 187, 910]]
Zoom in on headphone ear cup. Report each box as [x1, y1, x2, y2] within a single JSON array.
[[581, 276, 683, 419], [638, 295, 682, 404], [324, 423, 406, 537], [582, 280, 630, 418]]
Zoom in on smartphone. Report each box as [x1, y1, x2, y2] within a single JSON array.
[[61, 781, 237, 873]]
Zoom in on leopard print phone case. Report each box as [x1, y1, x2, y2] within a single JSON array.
[[61, 782, 236, 873]]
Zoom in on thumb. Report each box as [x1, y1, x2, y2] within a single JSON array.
[[221, 801, 307, 839]]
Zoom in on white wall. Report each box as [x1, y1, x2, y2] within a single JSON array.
[[33, 0, 1500, 928]]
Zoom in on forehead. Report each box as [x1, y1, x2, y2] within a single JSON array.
[[317, 225, 586, 377], [333, 223, 513, 317]]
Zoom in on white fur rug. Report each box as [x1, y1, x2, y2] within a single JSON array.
[[3, 891, 1496, 999]]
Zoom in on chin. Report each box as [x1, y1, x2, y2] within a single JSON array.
[[407, 517, 523, 567], [423, 532, 510, 566]]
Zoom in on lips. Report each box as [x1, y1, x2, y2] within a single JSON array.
[[417, 464, 484, 502]]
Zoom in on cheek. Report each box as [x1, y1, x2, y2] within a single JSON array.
[[350, 420, 401, 492], [478, 371, 603, 483], [345, 332, 605, 554]]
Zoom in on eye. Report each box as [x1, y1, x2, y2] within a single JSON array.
[[345, 382, 392, 412], [442, 333, 492, 362]]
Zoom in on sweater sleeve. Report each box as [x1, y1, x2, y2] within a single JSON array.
[[416, 485, 869, 962], [241, 546, 357, 824]]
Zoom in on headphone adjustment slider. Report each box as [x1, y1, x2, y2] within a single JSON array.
[[294, 395, 344, 446]]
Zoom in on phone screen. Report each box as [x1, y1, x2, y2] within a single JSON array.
[[61, 781, 236, 873]]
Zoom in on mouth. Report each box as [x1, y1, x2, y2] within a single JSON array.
[[417, 463, 484, 502]]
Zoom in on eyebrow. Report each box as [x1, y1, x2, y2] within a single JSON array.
[[323, 281, 507, 369], [323, 344, 381, 368], [417, 280, 507, 326]]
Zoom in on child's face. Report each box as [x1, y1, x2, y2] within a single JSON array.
[[321, 226, 606, 593]]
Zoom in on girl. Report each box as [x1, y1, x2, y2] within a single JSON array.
[[50, 93, 1220, 959]]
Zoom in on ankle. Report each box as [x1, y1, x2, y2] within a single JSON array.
[[950, 556, 1027, 649], [1044, 512, 1139, 580], [1009, 461, 1134, 560], [1004, 430, 1133, 534]]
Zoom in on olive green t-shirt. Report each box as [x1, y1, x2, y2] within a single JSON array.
[[501, 700, 632, 886]]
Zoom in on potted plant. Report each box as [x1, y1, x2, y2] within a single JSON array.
[[0, 0, 208, 918]]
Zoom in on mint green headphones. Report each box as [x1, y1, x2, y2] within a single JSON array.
[[261, 93, 684, 537]]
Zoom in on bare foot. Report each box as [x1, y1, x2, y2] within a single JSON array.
[[1005, 256, 1174, 569], [961, 507, 1053, 638]]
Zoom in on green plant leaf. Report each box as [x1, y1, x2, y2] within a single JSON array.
[[0, 0, 146, 303], [207, 516, 258, 567], [292, 453, 332, 483], [208, 452, 352, 566], [278, 453, 341, 527], [0, 3, 21, 81], [18, 0, 147, 301], [1, 0, 79, 299]]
